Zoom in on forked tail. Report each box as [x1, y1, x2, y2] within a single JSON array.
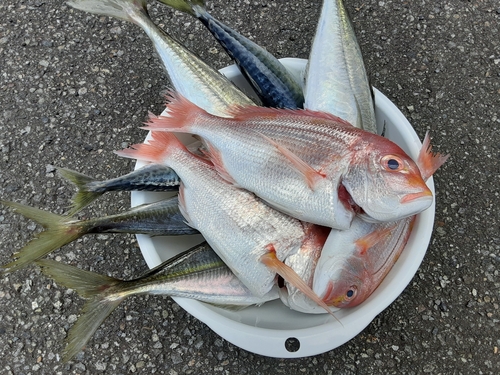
[[58, 167, 103, 215], [1, 201, 85, 273], [35, 259, 124, 361], [67, 0, 148, 23]]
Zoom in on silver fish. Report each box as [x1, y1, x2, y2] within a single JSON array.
[[67, 0, 255, 116], [59, 164, 181, 215], [35, 242, 279, 361], [304, 0, 377, 133], [144, 94, 433, 228], [1, 196, 198, 273], [157, 0, 304, 108]]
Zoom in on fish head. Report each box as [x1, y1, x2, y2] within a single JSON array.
[[313, 256, 372, 308], [343, 138, 433, 222]]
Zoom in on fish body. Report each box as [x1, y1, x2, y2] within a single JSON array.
[[311, 133, 449, 309], [67, 0, 255, 116], [117, 132, 332, 313], [145, 94, 433, 228], [158, 0, 304, 108], [59, 164, 181, 215], [35, 242, 279, 361], [1, 196, 198, 273], [304, 0, 376, 133]]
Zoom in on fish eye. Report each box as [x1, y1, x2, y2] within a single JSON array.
[[381, 155, 404, 172], [345, 286, 357, 301]]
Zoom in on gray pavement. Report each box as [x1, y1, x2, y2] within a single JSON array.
[[0, 0, 499, 374]]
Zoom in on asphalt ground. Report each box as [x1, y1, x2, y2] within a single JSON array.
[[0, 0, 499, 374]]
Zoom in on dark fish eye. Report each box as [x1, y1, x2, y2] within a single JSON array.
[[345, 287, 357, 300], [387, 159, 400, 170], [381, 155, 404, 172]]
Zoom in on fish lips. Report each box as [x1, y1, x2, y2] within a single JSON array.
[[347, 182, 433, 223]]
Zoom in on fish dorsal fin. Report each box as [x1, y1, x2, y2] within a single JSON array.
[[226, 105, 351, 125], [417, 132, 450, 181], [256, 132, 325, 190], [354, 224, 397, 255], [260, 244, 339, 321]]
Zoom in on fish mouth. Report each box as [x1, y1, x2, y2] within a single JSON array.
[[400, 189, 433, 204], [321, 281, 336, 305]]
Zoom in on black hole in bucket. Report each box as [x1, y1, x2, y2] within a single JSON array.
[[285, 337, 300, 352]]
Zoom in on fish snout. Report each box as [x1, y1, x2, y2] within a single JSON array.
[[400, 186, 433, 204]]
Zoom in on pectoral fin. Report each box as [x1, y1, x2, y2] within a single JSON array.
[[256, 132, 325, 190], [354, 224, 397, 255], [260, 245, 339, 321]]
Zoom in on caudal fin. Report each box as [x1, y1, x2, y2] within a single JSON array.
[[35, 259, 124, 361], [67, 0, 148, 23], [417, 132, 450, 181], [142, 92, 208, 133], [58, 168, 103, 215], [1, 201, 84, 274], [115, 131, 188, 163]]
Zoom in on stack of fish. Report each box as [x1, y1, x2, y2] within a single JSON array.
[[0, 0, 448, 361]]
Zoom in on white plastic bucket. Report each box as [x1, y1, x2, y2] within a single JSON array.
[[130, 58, 435, 358]]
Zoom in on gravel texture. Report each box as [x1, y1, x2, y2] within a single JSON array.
[[0, 0, 499, 374]]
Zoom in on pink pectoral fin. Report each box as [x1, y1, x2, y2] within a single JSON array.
[[260, 245, 339, 320], [354, 224, 398, 255], [255, 132, 325, 190]]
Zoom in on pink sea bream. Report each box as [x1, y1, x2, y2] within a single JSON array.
[[143, 92, 433, 229]]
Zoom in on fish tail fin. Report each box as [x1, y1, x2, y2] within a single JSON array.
[[35, 259, 124, 361], [417, 132, 450, 181], [115, 131, 187, 164], [157, 0, 206, 16], [57, 167, 103, 215], [142, 91, 207, 133], [67, 0, 149, 23], [1, 201, 85, 273]]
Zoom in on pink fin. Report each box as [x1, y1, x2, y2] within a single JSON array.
[[261, 245, 339, 321], [417, 132, 450, 181], [114, 132, 186, 163], [226, 104, 352, 127], [202, 141, 238, 186], [141, 91, 208, 133], [257, 132, 325, 190], [354, 224, 397, 255]]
